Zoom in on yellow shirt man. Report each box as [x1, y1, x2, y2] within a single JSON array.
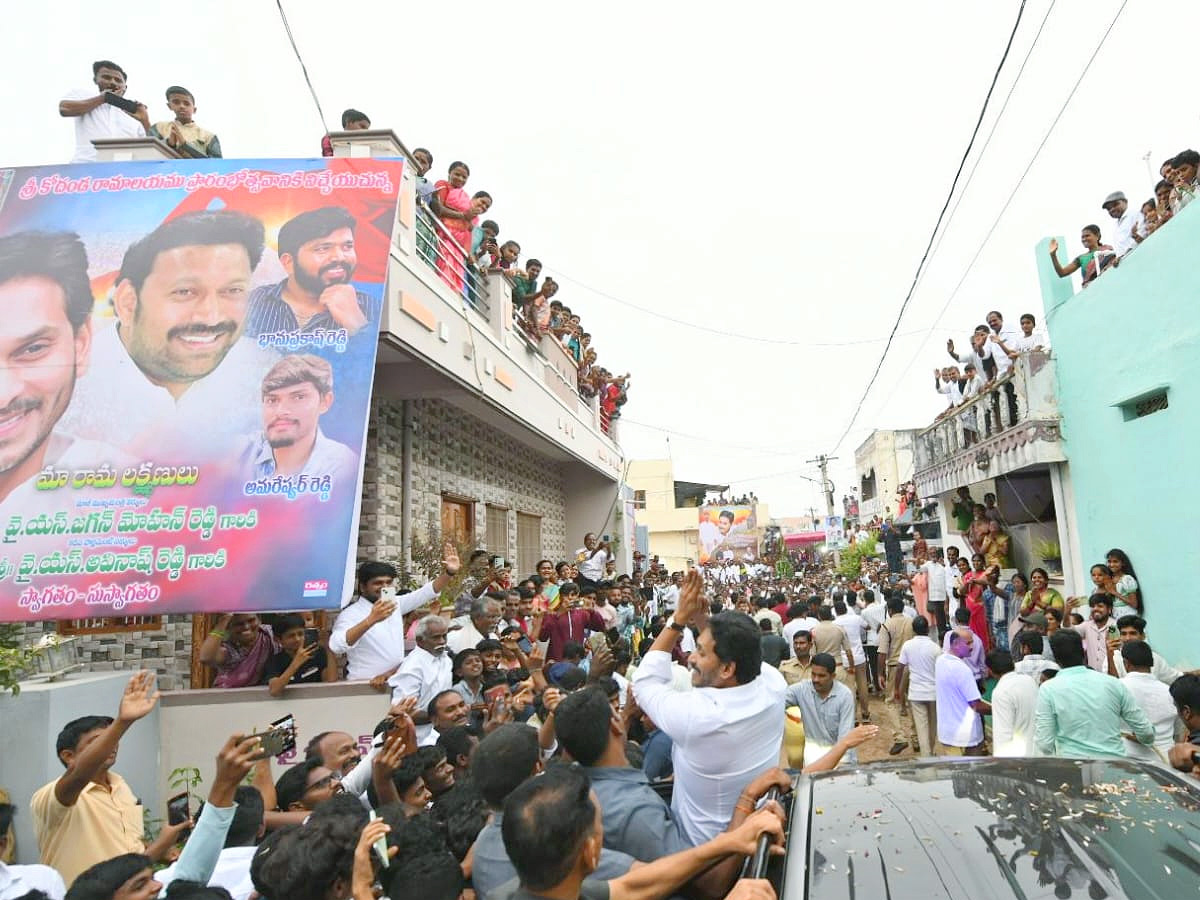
[[31, 772, 144, 885]]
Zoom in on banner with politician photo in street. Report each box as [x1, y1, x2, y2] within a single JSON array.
[[0, 157, 403, 619], [697, 503, 758, 564]]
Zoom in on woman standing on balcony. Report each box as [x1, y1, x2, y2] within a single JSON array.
[[1047, 229, 1115, 288], [430, 161, 491, 294]]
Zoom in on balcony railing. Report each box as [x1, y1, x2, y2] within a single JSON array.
[[914, 351, 1062, 489], [415, 199, 490, 316]]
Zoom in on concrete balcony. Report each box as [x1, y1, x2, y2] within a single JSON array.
[[913, 351, 1065, 497], [325, 131, 623, 481]]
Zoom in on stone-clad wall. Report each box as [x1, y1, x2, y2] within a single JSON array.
[[20, 615, 194, 689], [358, 397, 567, 565]]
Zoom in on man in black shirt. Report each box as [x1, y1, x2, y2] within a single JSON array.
[[263, 614, 339, 695]]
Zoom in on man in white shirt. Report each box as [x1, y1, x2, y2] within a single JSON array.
[[59, 60, 149, 163], [57, 210, 279, 460], [658, 572, 681, 613], [1119, 641, 1180, 762], [0, 803, 65, 900], [574, 533, 611, 587], [920, 551, 949, 638], [329, 552, 459, 683], [833, 600, 870, 721], [988, 650, 1039, 757], [894, 616, 942, 756], [859, 590, 886, 687], [783, 602, 820, 657], [1102, 191, 1146, 259], [992, 312, 1049, 361], [632, 570, 786, 845], [943, 547, 961, 620], [446, 594, 502, 655], [389, 615, 454, 744], [935, 366, 963, 409], [935, 632, 990, 754], [1112, 615, 1185, 684]]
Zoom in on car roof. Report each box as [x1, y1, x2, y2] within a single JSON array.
[[782, 756, 1200, 900]]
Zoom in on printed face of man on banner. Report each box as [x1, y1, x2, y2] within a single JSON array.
[[0, 232, 94, 504], [111, 210, 264, 398]]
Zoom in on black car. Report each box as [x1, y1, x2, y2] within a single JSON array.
[[753, 757, 1200, 900]]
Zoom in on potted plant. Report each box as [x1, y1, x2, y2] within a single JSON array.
[[1034, 538, 1063, 576]]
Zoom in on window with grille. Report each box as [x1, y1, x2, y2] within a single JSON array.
[[633, 490, 646, 509], [1120, 389, 1169, 421], [58, 616, 163, 636], [516, 513, 542, 576], [486, 505, 509, 555]]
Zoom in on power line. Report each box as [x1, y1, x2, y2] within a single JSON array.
[[275, 0, 329, 135], [549, 267, 962, 348], [917, 0, 1059, 293], [828, 0, 1030, 453], [620, 418, 843, 458], [864, 0, 1129, 421]]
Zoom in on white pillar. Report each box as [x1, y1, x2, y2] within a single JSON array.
[[1049, 462, 1081, 596]]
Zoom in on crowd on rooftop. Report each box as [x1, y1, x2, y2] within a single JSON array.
[[57, 61, 631, 432], [928, 149, 1198, 442]]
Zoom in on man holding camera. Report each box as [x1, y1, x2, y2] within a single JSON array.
[[59, 60, 150, 163], [575, 533, 611, 588]]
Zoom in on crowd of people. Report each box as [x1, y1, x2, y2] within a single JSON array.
[[56, 61, 632, 430], [930, 151, 1198, 444], [5, 524, 1199, 900], [933, 308, 1048, 443], [1046, 151, 1199, 290]]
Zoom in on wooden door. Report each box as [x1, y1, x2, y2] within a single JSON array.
[[441, 497, 474, 546]]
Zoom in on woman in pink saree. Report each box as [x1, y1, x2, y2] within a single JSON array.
[[431, 161, 491, 294]]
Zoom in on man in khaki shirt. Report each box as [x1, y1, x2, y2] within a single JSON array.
[[779, 630, 815, 685], [876, 595, 916, 756], [809, 607, 857, 694], [30, 671, 186, 885]]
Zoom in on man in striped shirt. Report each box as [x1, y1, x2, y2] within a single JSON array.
[[245, 206, 382, 345]]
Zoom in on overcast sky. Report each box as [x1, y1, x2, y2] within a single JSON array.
[[8, 0, 1196, 517]]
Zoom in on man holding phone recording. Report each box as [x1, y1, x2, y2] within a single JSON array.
[[59, 60, 150, 163], [329, 547, 461, 684]]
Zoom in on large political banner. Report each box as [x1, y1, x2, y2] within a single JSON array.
[[0, 157, 403, 619], [698, 504, 758, 564]]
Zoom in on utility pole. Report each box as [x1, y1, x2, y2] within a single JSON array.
[[806, 454, 839, 517], [807, 454, 841, 565]]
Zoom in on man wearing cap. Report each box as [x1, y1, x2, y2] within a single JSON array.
[[1102, 191, 1145, 259]]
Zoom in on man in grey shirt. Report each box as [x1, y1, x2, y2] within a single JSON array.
[[785, 653, 858, 767], [470, 724, 633, 900]]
